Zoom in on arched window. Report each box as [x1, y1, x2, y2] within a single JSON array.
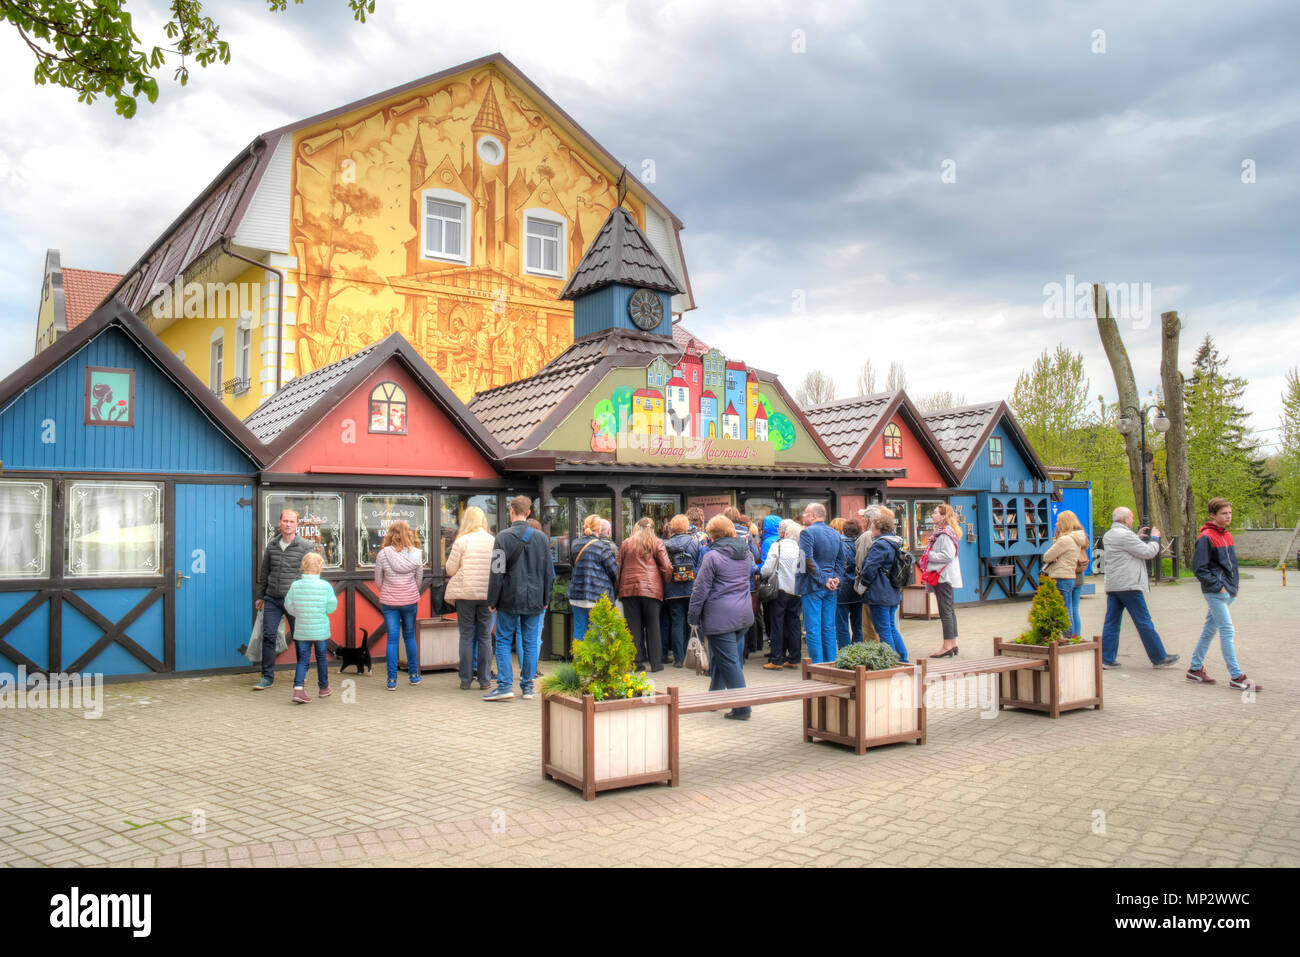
[[883, 422, 902, 458], [369, 382, 408, 434]]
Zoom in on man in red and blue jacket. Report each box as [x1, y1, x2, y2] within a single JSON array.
[[1187, 497, 1262, 692]]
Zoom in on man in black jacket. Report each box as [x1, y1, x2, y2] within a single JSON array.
[[484, 496, 554, 701], [252, 510, 316, 690]]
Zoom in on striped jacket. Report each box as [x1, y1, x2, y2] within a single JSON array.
[[283, 574, 338, 642]]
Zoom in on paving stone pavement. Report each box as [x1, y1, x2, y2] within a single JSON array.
[[2, 575, 1297, 867]]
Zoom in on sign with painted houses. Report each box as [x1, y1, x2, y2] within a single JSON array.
[[541, 344, 824, 465]]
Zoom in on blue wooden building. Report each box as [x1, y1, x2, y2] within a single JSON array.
[[922, 402, 1055, 603], [0, 301, 265, 681]]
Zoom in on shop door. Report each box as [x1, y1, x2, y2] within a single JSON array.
[[174, 482, 255, 672], [637, 494, 681, 536]]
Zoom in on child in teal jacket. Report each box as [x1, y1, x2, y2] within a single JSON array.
[[283, 551, 337, 703]]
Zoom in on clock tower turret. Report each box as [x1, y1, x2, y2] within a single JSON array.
[[558, 206, 683, 339]]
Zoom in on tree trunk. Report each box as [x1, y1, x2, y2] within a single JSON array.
[[1094, 284, 1149, 525], [1160, 311, 1196, 565]]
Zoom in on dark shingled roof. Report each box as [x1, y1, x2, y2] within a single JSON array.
[[467, 328, 684, 450], [243, 346, 378, 444], [559, 206, 683, 300], [921, 402, 1002, 472], [803, 392, 897, 464]]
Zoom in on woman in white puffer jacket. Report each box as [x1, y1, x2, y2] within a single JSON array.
[[445, 506, 496, 690], [924, 504, 963, 658]]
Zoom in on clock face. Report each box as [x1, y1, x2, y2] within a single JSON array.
[[628, 288, 664, 330]]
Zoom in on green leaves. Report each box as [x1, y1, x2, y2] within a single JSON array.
[[569, 596, 645, 699], [1015, 574, 1074, 645], [833, 640, 900, 671], [1, 0, 371, 116]]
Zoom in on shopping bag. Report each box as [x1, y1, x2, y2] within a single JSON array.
[[240, 608, 288, 663]]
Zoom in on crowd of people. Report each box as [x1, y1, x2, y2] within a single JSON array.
[[251, 493, 1263, 704]]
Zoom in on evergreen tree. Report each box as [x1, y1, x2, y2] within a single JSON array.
[[1184, 335, 1267, 524], [1017, 574, 1074, 644]]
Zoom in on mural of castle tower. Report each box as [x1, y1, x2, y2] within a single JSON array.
[[745, 369, 760, 440], [471, 82, 511, 270], [724, 360, 748, 440]]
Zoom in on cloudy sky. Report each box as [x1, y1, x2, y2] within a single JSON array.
[[1, 0, 1296, 450]]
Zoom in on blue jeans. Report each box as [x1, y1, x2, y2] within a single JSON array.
[[495, 610, 543, 694], [572, 605, 591, 642], [868, 604, 907, 662], [666, 598, 689, 663], [835, 603, 863, 648], [260, 596, 297, 680], [1054, 578, 1082, 639], [293, 641, 329, 689], [706, 630, 750, 717], [801, 590, 837, 663], [382, 603, 419, 682], [1101, 591, 1169, 664], [1191, 591, 1240, 677]]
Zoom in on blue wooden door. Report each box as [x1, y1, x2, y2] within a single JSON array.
[[174, 483, 254, 672], [949, 494, 980, 603]]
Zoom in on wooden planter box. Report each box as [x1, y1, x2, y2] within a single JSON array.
[[398, 617, 459, 672], [802, 661, 926, 753], [901, 585, 939, 620], [994, 636, 1103, 718], [542, 690, 680, 800]]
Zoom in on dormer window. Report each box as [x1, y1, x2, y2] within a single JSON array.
[[370, 382, 408, 434], [422, 189, 471, 264], [523, 210, 566, 278], [883, 422, 902, 458]]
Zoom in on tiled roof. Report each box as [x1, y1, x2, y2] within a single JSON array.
[[243, 345, 378, 443], [921, 402, 1002, 471], [803, 392, 897, 464], [672, 323, 708, 353], [467, 329, 680, 449], [62, 268, 123, 330], [547, 457, 902, 479], [559, 207, 683, 300]]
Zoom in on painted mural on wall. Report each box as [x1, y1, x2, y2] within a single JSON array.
[[589, 342, 798, 453], [289, 66, 645, 400]]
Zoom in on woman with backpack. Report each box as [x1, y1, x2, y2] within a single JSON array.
[[568, 514, 620, 643], [663, 514, 703, 668], [922, 504, 963, 658], [760, 519, 804, 669], [858, 507, 909, 662], [1043, 510, 1089, 641], [617, 517, 673, 671], [835, 519, 866, 649]]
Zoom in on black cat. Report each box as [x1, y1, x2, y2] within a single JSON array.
[[330, 629, 373, 675]]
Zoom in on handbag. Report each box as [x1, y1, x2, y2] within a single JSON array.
[[684, 625, 709, 675], [1074, 545, 1090, 576], [918, 542, 940, 588]]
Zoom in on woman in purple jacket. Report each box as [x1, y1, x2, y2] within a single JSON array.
[[688, 515, 756, 720]]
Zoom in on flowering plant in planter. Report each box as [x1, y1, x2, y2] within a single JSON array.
[[540, 595, 655, 700], [834, 640, 901, 671], [1015, 574, 1080, 645]]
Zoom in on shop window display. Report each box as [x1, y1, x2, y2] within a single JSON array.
[[912, 500, 946, 549], [263, 492, 343, 569], [357, 494, 430, 566], [439, 493, 498, 566]]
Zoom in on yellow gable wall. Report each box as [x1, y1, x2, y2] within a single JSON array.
[[155, 262, 274, 421], [35, 274, 57, 353], [286, 64, 646, 402]]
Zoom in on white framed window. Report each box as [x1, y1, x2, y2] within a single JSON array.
[[65, 481, 163, 578], [0, 479, 51, 579], [522, 209, 566, 278], [421, 189, 471, 264], [237, 324, 252, 387], [209, 329, 224, 393]]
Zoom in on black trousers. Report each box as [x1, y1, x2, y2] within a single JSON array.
[[455, 600, 493, 686], [623, 596, 664, 669], [769, 592, 802, 664]]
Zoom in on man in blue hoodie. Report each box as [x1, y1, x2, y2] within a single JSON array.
[[798, 503, 843, 664]]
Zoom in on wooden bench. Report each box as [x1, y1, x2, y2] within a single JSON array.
[[919, 639, 1103, 719], [677, 679, 850, 715]]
